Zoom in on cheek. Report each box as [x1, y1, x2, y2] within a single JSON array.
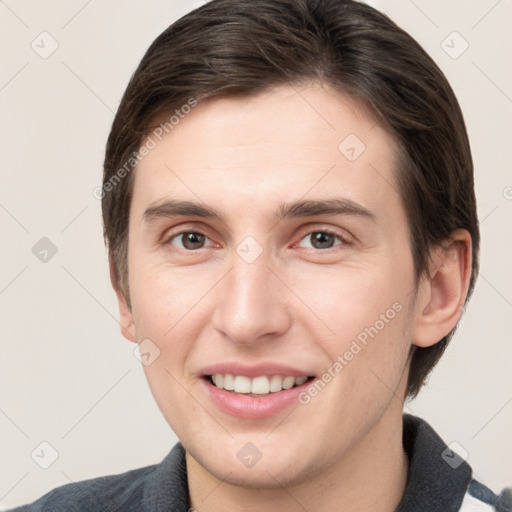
[[289, 260, 414, 404], [289, 260, 412, 344], [129, 266, 213, 433], [128, 253, 207, 340]]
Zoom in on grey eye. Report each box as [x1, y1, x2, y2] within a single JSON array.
[[172, 232, 207, 250], [298, 231, 342, 249]]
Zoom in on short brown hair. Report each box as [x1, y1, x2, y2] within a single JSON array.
[[102, 0, 479, 398]]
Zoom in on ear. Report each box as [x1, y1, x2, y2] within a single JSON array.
[[109, 258, 137, 344], [413, 229, 473, 348]]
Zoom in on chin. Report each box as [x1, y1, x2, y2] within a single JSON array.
[[184, 431, 324, 490], [197, 450, 312, 489]]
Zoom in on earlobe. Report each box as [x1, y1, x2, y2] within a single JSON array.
[[109, 258, 137, 344], [413, 230, 472, 348]]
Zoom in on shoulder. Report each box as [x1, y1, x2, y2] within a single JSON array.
[[6, 442, 189, 512], [459, 480, 512, 512], [7, 463, 158, 512], [399, 414, 511, 512]]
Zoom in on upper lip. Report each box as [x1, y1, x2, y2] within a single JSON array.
[[200, 362, 315, 379]]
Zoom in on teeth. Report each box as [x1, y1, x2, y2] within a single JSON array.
[[223, 374, 235, 391], [210, 374, 309, 395], [233, 375, 251, 393], [282, 376, 295, 389], [251, 376, 270, 394], [269, 375, 283, 392], [294, 376, 307, 386]]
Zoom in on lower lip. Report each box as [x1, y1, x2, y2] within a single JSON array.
[[200, 377, 313, 419]]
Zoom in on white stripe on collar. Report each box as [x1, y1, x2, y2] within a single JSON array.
[[459, 491, 496, 512]]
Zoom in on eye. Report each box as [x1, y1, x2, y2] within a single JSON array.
[[169, 231, 213, 250], [297, 230, 345, 250]]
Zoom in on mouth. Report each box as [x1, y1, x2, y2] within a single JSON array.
[[199, 363, 317, 418], [204, 374, 315, 396]]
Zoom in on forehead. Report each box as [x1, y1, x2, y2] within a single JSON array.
[[132, 83, 401, 220]]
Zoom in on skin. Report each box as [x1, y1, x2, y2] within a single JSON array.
[[114, 82, 472, 511]]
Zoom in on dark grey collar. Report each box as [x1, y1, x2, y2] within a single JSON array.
[[143, 441, 190, 511], [396, 414, 472, 511]]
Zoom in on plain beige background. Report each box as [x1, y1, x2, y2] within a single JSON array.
[[1, 0, 511, 508]]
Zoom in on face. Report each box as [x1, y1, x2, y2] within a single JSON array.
[[122, 83, 422, 488]]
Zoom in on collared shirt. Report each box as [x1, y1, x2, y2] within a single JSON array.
[[8, 415, 511, 511]]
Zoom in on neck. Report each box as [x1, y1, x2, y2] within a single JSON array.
[[186, 408, 409, 512]]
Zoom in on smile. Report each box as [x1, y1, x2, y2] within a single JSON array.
[[200, 370, 316, 419], [208, 374, 312, 395]]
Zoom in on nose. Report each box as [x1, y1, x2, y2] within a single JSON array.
[[211, 249, 292, 346]]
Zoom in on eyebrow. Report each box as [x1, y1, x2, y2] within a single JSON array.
[[142, 198, 376, 225], [274, 198, 375, 223], [143, 200, 221, 224]]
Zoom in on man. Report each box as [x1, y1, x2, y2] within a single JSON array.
[[11, 0, 511, 510]]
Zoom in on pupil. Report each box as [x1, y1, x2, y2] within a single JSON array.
[[183, 232, 205, 249], [311, 232, 334, 249]]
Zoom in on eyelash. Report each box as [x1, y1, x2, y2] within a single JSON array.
[[296, 229, 350, 249], [164, 228, 351, 251]]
